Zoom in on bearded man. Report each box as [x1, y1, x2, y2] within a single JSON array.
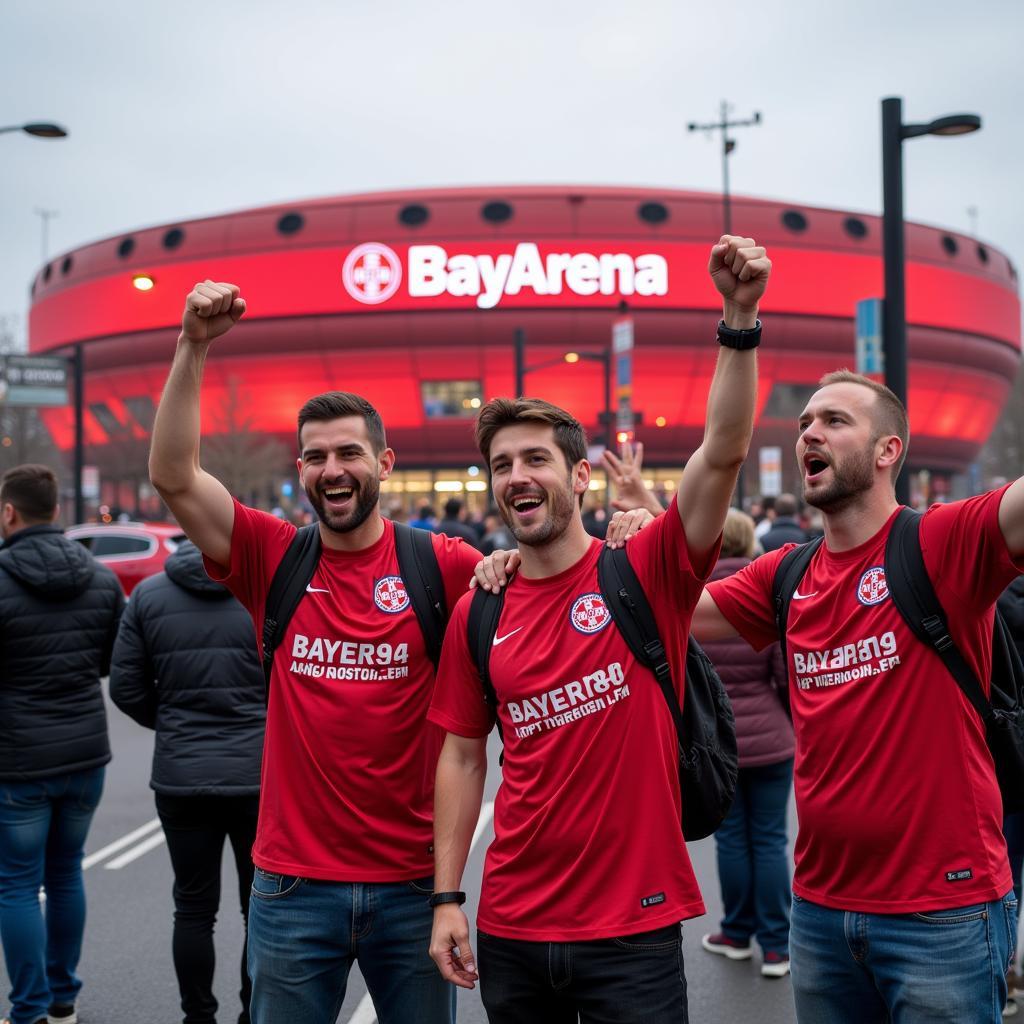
[[149, 281, 480, 1024], [691, 370, 1024, 1023], [426, 235, 771, 1023]]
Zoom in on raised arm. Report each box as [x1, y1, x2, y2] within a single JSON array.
[[429, 731, 488, 990], [999, 477, 1024, 558], [676, 236, 770, 562], [149, 281, 246, 567]]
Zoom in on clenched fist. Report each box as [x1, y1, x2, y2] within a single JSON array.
[[181, 281, 246, 344], [708, 235, 771, 321]]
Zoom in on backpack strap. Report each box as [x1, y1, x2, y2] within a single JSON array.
[[393, 523, 447, 672], [262, 524, 321, 694], [884, 507, 993, 723], [771, 536, 824, 668], [597, 545, 685, 741], [466, 586, 507, 747]]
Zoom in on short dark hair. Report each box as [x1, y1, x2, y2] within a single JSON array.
[[775, 493, 799, 517], [297, 392, 386, 453], [444, 498, 463, 519], [475, 398, 587, 471], [818, 369, 909, 478], [0, 464, 58, 522]]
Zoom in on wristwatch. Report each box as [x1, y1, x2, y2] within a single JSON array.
[[429, 890, 467, 908], [717, 319, 762, 350]]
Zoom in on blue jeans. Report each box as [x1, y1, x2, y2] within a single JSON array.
[[790, 889, 1018, 1023], [247, 870, 455, 1024], [713, 757, 793, 955], [477, 924, 688, 1023], [0, 766, 105, 1024]]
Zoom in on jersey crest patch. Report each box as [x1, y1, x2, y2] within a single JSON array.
[[857, 566, 889, 606], [374, 575, 410, 614], [570, 593, 612, 634]]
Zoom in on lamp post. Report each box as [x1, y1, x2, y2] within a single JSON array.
[[563, 349, 613, 456], [881, 97, 981, 505], [564, 348, 613, 511], [0, 123, 68, 138]]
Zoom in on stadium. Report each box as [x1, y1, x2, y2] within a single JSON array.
[[27, 185, 1021, 512]]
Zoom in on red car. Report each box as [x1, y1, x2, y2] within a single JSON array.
[[67, 522, 187, 595]]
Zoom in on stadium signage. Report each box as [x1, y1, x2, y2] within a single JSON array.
[[342, 241, 669, 309]]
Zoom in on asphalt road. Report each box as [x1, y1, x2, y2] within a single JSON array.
[[2, 686, 801, 1024]]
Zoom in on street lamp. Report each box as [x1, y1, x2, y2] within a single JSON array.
[[563, 350, 613, 458], [881, 96, 980, 505], [0, 122, 68, 138]]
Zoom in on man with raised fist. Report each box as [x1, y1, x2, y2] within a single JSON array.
[[150, 281, 479, 1024]]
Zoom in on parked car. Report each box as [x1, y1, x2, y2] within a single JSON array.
[[67, 522, 187, 595]]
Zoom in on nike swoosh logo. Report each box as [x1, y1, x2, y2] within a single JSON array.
[[305, 585, 330, 594], [493, 627, 524, 646], [792, 590, 818, 600]]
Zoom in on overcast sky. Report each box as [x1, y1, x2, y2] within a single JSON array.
[[3, 0, 1021, 347]]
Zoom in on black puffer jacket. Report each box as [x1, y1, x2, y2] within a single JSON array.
[[0, 524, 124, 781], [109, 540, 265, 795]]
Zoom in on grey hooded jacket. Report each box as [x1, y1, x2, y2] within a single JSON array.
[[109, 540, 265, 795], [0, 524, 124, 781]]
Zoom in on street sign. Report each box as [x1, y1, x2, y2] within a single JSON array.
[[81, 465, 100, 500], [759, 446, 783, 498], [855, 298, 884, 376], [612, 316, 634, 435], [0, 355, 69, 406]]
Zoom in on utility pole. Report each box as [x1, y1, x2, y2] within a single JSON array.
[[34, 207, 58, 262], [687, 102, 761, 236]]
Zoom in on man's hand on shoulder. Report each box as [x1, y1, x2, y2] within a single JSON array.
[[181, 281, 246, 345]]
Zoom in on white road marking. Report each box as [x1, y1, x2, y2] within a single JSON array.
[[346, 801, 496, 1024], [104, 829, 166, 869], [83, 817, 162, 869]]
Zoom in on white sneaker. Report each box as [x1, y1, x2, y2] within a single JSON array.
[[1004, 1000, 1019, 1018], [761, 952, 791, 978], [47, 1006, 77, 1024]]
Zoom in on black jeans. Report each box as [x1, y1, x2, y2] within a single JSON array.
[[477, 923, 688, 1024], [155, 793, 260, 1024]]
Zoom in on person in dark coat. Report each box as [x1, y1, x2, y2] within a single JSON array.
[[759, 493, 809, 552], [434, 498, 479, 545], [110, 540, 265, 1024], [700, 508, 795, 978], [0, 464, 124, 1024]]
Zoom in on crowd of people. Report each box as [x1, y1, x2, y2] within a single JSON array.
[[1, 232, 1022, 1024]]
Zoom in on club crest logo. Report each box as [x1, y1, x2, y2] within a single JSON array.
[[342, 242, 402, 305], [857, 566, 889, 606], [570, 593, 612, 634], [374, 575, 410, 613]]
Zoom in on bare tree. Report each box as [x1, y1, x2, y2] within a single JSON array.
[[202, 377, 290, 508]]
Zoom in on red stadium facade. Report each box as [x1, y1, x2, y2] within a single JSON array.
[[27, 185, 1021, 511]]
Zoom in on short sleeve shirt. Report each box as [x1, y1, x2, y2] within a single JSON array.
[[206, 502, 480, 882], [708, 488, 1022, 913], [428, 498, 718, 941]]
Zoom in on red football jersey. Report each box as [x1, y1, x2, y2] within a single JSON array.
[[206, 501, 480, 881], [428, 499, 716, 941], [709, 488, 1021, 913]]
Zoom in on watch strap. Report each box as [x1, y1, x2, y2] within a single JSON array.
[[428, 890, 467, 908], [717, 318, 762, 350]]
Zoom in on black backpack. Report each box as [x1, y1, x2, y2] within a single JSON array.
[[467, 544, 738, 841], [260, 522, 447, 694], [772, 507, 1024, 813]]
